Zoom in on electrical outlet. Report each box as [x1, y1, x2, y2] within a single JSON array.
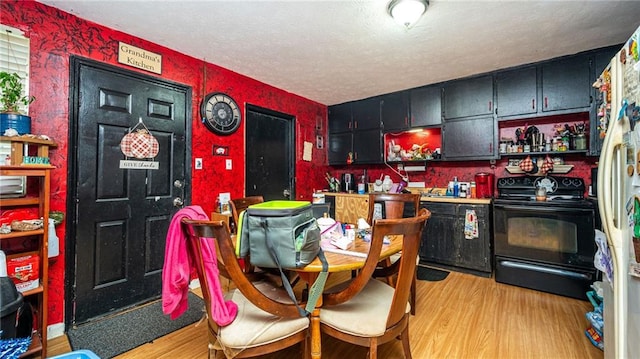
[[225, 159, 232, 170], [195, 158, 203, 169]]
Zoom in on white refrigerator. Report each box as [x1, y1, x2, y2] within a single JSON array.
[[597, 26, 640, 358]]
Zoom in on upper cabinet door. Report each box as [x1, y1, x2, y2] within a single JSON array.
[[353, 128, 382, 164], [381, 92, 409, 132], [442, 115, 496, 160], [443, 75, 494, 120], [328, 132, 353, 165], [352, 97, 381, 130], [496, 66, 537, 118], [541, 55, 592, 112], [410, 86, 442, 127], [328, 102, 352, 133], [594, 46, 619, 78]]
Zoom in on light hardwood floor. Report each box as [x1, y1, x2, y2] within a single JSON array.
[[45, 270, 603, 359]]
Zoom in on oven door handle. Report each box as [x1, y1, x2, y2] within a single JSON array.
[[500, 260, 592, 280], [493, 204, 590, 213]]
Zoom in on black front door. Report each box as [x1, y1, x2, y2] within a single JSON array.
[[245, 105, 294, 201], [69, 58, 190, 324]]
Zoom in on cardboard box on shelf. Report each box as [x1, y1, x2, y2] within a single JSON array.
[[7, 254, 39, 292]]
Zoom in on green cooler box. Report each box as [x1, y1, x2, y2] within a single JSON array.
[[240, 200, 320, 268]]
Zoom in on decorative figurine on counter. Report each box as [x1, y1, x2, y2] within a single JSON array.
[[387, 141, 402, 162], [382, 175, 393, 192]]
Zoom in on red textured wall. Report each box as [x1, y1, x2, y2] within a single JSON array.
[[2, 0, 328, 327]]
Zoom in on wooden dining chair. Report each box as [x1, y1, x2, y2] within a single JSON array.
[[367, 192, 421, 315], [181, 218, 310, 359], [229, 195, 264, 233], [320, 209, 431, 359], [228, 196, 264, 274]]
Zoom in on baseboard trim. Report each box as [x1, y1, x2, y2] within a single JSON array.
[[47, 322, 65, 339]]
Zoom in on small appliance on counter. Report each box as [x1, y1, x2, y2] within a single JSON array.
[[341, 173, 356, 193], [474, 173, 494, 198]]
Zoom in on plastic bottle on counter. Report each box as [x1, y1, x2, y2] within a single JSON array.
[[470, 181, 477, 198], [453, 177, 459, 197]]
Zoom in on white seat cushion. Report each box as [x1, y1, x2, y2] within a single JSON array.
[[319, 279, 409, 337], [217, 286, 309, 350]]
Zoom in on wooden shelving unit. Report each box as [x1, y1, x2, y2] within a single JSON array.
[[0, 137, 56, 358]]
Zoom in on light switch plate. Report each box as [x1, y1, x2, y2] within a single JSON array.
[[225, 159, 232, 170], [195, 158, 203, 169]]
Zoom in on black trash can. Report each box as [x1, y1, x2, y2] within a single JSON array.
[[0, 276, 24, 339]]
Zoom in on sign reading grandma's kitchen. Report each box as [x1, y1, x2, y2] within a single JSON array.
[[118, 42, 162, 74]]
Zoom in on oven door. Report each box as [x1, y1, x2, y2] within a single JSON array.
[[493, 202, 595, 269]]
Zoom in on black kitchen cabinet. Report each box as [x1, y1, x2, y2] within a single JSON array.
[[328, 132, 352, 164], [328, 102, 352, 133], [410, 85, 442, 127], [420, 202, 456, 266], [420, 201, 492, 276], [496, 66, 538, 118], [328, 98, 383, 165], [443, 75, 494, 120], [381, 92, 409, 132], [352, 97, 381, 130], [353, 128, 382, 163], [540, 55, 592, 113], [442, 115, 496, 160], [594, 46, 619, 77]]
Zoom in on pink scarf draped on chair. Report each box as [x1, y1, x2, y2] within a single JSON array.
[[162, 205, 238, 326]]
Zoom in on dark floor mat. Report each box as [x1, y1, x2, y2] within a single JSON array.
[[417, 266, 449, 281], [67, 292, 204, 358]]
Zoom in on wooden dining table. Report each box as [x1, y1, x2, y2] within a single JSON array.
[[294, 235, 403, 359]]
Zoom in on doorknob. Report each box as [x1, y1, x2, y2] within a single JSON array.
[[173, 179, 185, 207], [283, 189, 291, 199]]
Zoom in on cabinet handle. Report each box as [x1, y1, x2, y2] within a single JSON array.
[[544, 97, 548, 109], [532, 99, 535, 110], [488, 101, 492, 111], [354, 121, 358, 129], [349, 121, 352, 130], [488, 143, 493, 153]]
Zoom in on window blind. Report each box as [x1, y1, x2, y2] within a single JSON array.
[[0, 24, 31, 114]]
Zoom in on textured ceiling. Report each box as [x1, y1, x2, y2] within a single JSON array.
[[38, 0, 640, 105]]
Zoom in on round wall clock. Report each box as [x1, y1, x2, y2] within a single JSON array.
[[200, 92, 241, 135]]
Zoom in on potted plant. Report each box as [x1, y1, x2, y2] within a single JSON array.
[[0, 71, 35, 135]]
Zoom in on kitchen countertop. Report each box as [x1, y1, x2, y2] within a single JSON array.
[[321, 190, 492, 204], [420, 196, 492, 204]]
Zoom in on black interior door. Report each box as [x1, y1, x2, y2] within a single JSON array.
[[70, 58, 189, 324], [245, 105, 294, 201]]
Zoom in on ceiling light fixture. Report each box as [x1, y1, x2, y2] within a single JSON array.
[[388, 0, 429, 29]]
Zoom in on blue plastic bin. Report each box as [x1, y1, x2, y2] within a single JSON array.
[[48, 349, 100, 359]]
